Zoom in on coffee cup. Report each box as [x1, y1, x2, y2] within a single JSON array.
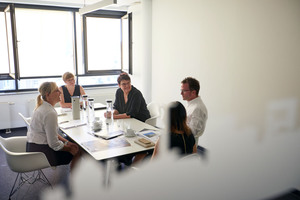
[[93, 119, 102, 132], [125, 128, 136, 137]]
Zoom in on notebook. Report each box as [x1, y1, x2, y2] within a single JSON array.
[[94, 103, 106, 110], [94, 130, 124, 140], [59, 120, 87, 129]]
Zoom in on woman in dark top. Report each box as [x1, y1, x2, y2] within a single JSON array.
[[105, 73, 150, 167], [59, 72, 86, 108], [105, 72, 150, 122], [152, 101, 196, 158]]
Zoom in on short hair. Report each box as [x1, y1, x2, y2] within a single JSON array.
[[62, 72, 75, 82], [117, 72, 131, 84], [181, 77, 200, 95]]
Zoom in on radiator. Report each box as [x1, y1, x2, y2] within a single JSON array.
[[0, 102, 13, 131]]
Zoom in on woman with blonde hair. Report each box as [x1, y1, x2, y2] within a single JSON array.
[[59, 72, 85, 108], [26, 82, 81, 170]]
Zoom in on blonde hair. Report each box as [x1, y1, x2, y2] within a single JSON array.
[[62, 72, 75, 82], [36, 82, 58, 110]]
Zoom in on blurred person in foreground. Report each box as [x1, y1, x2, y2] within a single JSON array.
[[59, 72, 86, 108], [181, 77, 208, 146], [26, 82, 81, 170]]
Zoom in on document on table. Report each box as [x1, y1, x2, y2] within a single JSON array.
[[81, 137, 131, 152], [137, 129, 160, 143], [59, 120, 87, 129]]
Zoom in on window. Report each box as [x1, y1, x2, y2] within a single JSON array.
[[0, 6, 16, 91], [0, 12, 9, 74], [86, 17, 121, 71], [0, 4, 131, 92], [15, 8, 74, 77]]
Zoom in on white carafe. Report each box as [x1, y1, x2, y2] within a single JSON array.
[[72, 96, 80, 120]]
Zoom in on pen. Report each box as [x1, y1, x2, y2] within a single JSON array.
[[59, 121, 69, 124], [87, 131, 100, 138]]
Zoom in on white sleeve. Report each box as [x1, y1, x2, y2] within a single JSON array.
[[44, 111, 64, 151], [188, 108, 207, 138]]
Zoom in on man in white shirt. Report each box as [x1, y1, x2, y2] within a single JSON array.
[[181, 77, 208, 146]]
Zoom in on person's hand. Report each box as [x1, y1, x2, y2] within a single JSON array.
[[104, 112, 111, 118], [66, 142, 79, 156]]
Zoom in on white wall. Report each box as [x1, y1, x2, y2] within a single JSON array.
[[128, 1, 153, 104], [150, 0, 300, 199]]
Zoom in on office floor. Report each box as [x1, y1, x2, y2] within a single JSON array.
[[0, 128, 71, 200]]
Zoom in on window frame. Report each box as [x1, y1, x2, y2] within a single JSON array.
[[82, 10, 127, 76], [4, 4, 20, 81], [0, 3, 132, 93]]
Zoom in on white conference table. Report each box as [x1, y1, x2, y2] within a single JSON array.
[[56, 107, 160, 186], [56, 107, 160, 161]]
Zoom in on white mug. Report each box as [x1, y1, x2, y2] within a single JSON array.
[[125, 128, 136, 137]]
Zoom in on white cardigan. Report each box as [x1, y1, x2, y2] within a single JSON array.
[[27, 101, 64, 151]]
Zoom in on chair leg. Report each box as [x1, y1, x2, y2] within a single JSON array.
[[37, 170, 52, 188], [8, 173, 20, 199], [8, 170, 52, 199]]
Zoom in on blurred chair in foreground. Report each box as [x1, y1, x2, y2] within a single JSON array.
[[0, 136, 52, 199]]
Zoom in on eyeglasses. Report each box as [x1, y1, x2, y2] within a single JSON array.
[[120, 81, 131, 87], [180, 89, 190, 93], [66, 78, 75, 82]]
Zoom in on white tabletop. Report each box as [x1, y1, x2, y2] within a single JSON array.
[[56, 107, 160, 161]]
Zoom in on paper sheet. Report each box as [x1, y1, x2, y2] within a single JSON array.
[[81, 137, 131, 152], [59, 120, 87, 129]]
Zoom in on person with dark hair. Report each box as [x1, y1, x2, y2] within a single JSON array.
[[26, 82, 81, 170], [104, 73, 150, 168], [104, 72, 150, 122], [181, 77, 208, 146], [152, 101, 197, 158], [59, 72, 85, 108]]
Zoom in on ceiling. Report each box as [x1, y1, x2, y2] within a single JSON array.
[[1, 0, 140, 11]]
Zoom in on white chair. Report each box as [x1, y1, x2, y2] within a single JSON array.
[[0, 136, 52, 199], [145, 102, 160, 127], [18, 112, 31, 127]]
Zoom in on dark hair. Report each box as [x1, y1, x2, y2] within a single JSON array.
[[181, 77, 200, 95], [117, 72, 131, 84], [169, 101, 192, 135]]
